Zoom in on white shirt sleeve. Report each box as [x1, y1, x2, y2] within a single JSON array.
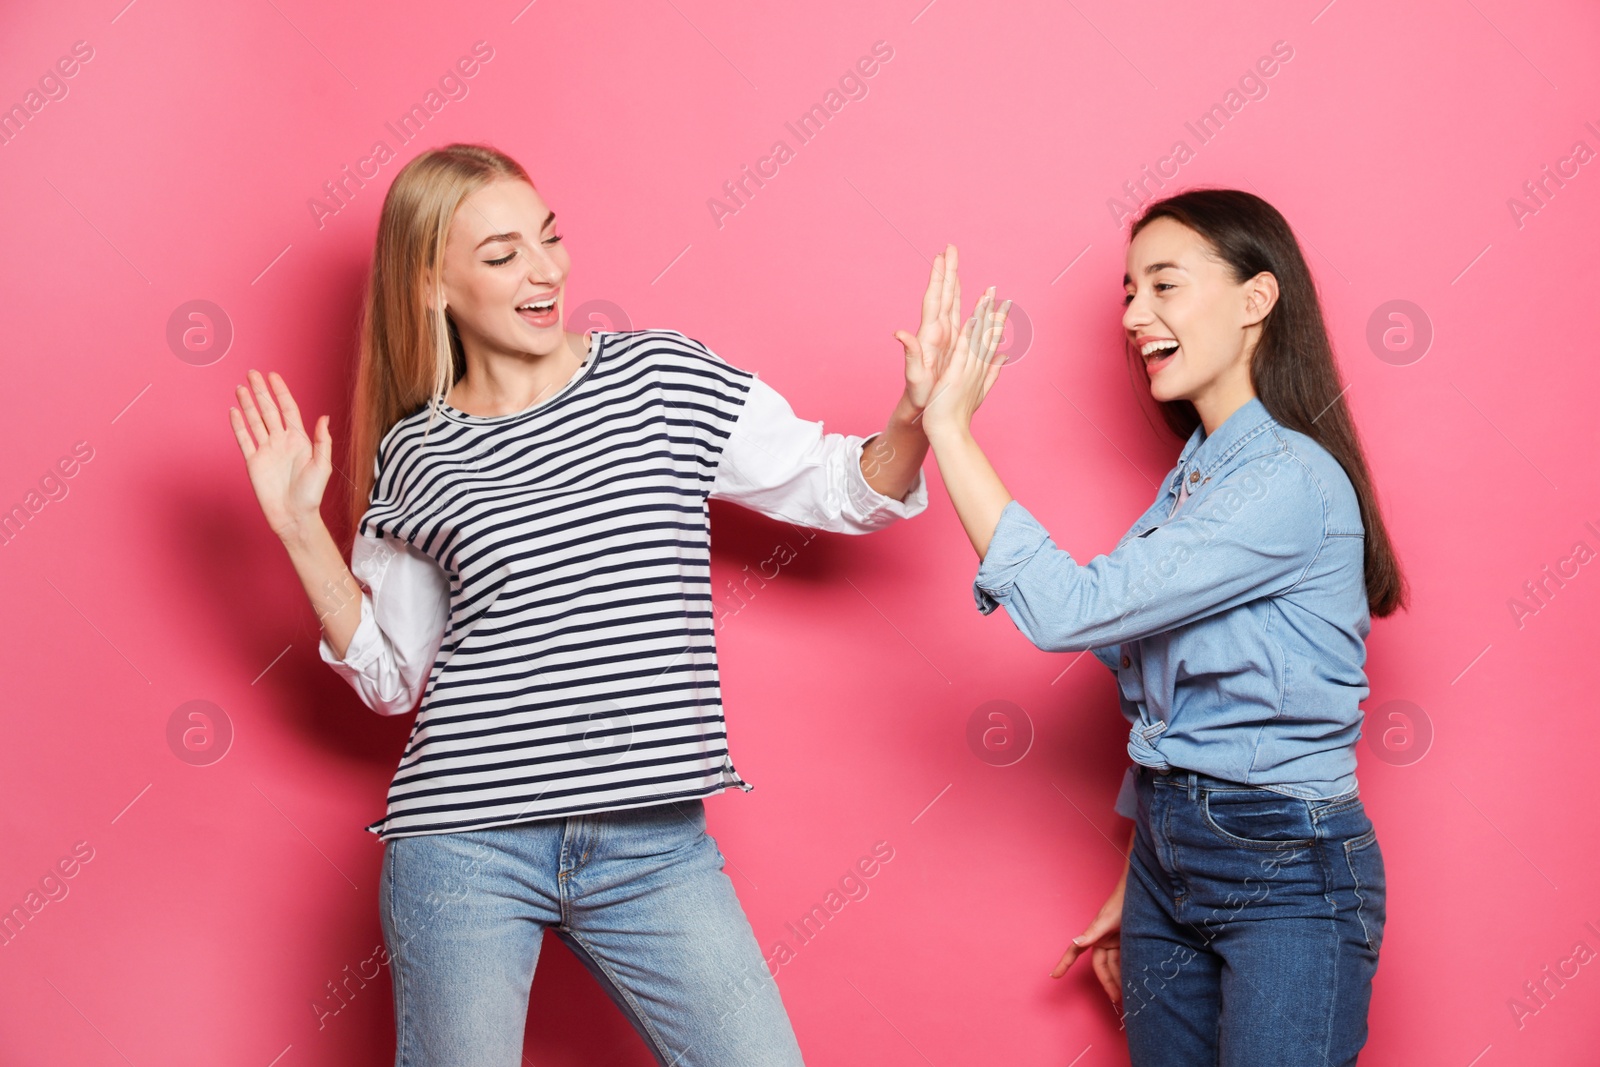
[[710, 375, 930, 533], [316, 532, 450, 717]]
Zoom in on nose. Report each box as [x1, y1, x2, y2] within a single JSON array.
[[522, 241, 563, 283], [1122, 295, 1148, 336]]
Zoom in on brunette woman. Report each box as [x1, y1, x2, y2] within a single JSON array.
[[922, 189, 1406, 1066]]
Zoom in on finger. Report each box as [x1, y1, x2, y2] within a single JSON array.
[[235, 380, 270, 445], [1092, 947, 1119, 1002], [995, 297, 1014, 358], [920, 252, 946, 328], [269, 371, 306, 435], [980, 354, 1006, 401], [977, 346, 1006, 403], [974, 288, 995, 345], [940, 244, 953, 323], [945, 251, 962, 350], [1105, 947, 1122, 1000], [938, 244, 958, 326], [968, 289, 994, 351], [1050, 943, 1081, 978], [248, 369, 285, 435], [948, 313, 975, 372], [228, 407, 257, 458], [978, 297, 1009, 366], [966, 295, 1000, 368], [965, 295, 993, 363]]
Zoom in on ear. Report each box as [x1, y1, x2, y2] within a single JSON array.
[[1243, 270, 1279, 327], [421, 268, 446, 314]]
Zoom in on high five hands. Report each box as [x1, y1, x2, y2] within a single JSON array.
[[894, 243, 1013, 438]]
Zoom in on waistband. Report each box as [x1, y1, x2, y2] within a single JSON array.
[[1134, 763, 1269, 792]]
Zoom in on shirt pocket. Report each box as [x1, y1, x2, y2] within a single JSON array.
[[1121, 522, 1164, 548]]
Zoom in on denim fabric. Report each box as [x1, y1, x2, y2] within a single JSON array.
[[1120, 765, 1385, 1066], [378, 800, 804, 1067], [971, 397, 1371, 816]]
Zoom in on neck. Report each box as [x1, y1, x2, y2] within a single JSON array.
[[450, 330, 592, 415], [1191, 381, 1256, 437]]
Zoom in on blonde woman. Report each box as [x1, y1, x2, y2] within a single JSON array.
[[227, 143, 988, 1066]]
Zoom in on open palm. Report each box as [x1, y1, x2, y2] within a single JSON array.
[[228, 369, 334, 541], [894, 243, 963, 412], [921, 286, 1012, 436]]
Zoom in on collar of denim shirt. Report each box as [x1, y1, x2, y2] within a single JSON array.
[[1168, 394, 1278, 498]]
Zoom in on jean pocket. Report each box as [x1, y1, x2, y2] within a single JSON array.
[[1344, 828, 1387, 954], [1201, 789, 1318, 849]]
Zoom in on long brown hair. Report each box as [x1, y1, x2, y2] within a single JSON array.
[[1127, 188, 1408, 618], [343, 143, 534, 539]]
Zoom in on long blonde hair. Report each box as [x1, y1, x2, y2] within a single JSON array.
[[344, 142, 535, 539]]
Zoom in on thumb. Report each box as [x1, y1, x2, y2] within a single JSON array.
[[313, 414, 332, 470], [893, 330, 924, 364]]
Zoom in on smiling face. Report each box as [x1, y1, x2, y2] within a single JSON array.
[[431, 177, 573, 361], [1122, 216, 1277, 432]]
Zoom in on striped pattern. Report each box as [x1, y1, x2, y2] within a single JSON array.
[[358, 329, 755, 840]]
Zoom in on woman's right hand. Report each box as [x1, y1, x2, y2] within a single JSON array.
[[1051, 870, 1127, 1005], [228, 368, 333, 543]]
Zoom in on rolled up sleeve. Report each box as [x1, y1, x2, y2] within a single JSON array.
[[972, 456, 1325, 651], [317, 533, 450, 717], [711, 375, 929, 533]]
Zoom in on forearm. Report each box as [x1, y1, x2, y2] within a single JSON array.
[[859, 392, 929, 503], [925, 424, 1014, 558], [279, 517, 364, 660]]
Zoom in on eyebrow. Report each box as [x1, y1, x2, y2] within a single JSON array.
[[474, 211, 557, 251], [1123, 261, 1186, 285]]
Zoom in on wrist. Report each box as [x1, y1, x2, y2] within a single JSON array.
[[892, 389, 925, 428], [277, 513, 329, 552], [888, 394, 925, 437], [923, 417, 972, 450]]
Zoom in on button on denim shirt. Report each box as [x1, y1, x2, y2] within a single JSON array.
[[972, 396, 1371, 819]]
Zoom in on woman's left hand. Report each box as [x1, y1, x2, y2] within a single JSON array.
[[921, 286, 1012, 440]]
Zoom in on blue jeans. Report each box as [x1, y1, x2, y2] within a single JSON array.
[[1120, 765, 1386, 1066], [378, 799, 805, 1067]]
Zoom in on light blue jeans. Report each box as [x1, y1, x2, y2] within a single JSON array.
[[378, 799, 805, 1066]]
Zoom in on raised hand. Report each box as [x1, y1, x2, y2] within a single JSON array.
[[893, 243, 962, 413], [920, 286, 1012, 440], [228, 368, 334, 542]]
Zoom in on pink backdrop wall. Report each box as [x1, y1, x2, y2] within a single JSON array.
[[3, 0, 1598, 1063]]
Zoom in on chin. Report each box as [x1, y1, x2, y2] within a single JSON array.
[[515, 322, 563, 350]]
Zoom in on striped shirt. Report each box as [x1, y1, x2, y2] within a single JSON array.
[[319, 328, 928, 840]]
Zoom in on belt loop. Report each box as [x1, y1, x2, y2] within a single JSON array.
[[1187, 772, 1197, 802]]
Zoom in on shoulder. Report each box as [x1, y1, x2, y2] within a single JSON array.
[[376, 401, 449, 464], [601, 327, 754, 381], [1260, 424, 1363, 537], [601, 329, 757, 415], [1197, 431, 1327, 545]]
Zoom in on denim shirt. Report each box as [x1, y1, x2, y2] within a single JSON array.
[[971, 396, 1371, 818]]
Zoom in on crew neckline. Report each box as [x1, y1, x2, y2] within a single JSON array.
[[438, 331, 607, 424]]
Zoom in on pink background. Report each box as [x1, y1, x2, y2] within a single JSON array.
[[3, 0, 1599, 1063]]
